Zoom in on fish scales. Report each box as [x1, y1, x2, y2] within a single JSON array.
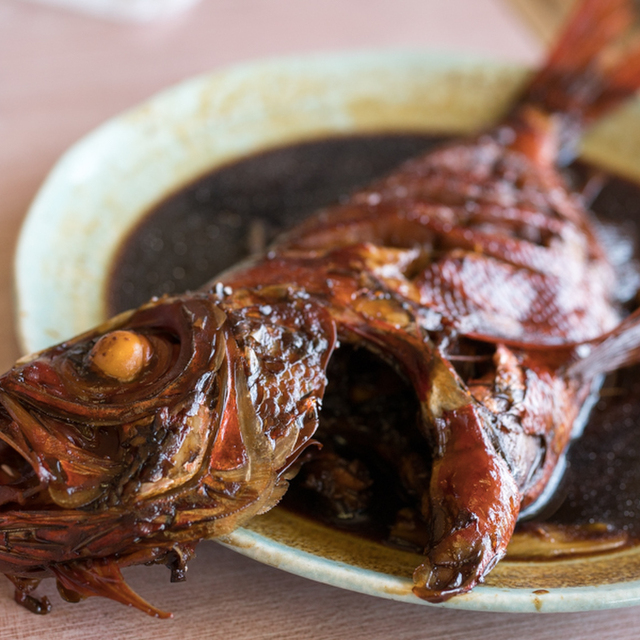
[[2, 0, 640, 616]]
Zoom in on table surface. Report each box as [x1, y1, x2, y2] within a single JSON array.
[[1, 0, 639, 638]]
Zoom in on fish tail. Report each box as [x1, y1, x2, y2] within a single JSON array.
[[509, 0, 640, 162], [520, 0, 640, 122]]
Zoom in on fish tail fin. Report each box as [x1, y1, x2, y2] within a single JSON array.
[[509, 0, 640, 162], [568, 308, 640, 379], [518, 0, 640, 124]]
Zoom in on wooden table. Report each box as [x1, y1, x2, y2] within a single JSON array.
[[0, 0, 638, 637]]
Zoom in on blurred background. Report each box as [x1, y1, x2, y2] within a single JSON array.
[[0, 1, 571, 345], [0, 0, 562, 374]]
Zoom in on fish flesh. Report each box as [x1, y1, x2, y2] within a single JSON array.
[[2, 0, 640, 617]]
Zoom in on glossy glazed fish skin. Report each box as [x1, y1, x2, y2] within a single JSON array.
[[0, 288, 335, 615], [2, 0, 640, 615], [220, 113, 616, 598]]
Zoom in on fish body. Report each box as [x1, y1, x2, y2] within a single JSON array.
[[2, 0, 640, 616]]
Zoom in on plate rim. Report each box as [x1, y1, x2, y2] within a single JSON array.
[[13, 49, 640, 613]]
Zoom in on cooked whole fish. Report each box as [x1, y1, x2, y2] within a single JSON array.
[[2, 0, 640, 617]]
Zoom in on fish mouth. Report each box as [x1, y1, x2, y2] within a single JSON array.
[[0, 399, 48, 512], [0, 397, 176, 618], [0, 385, 122, 512]]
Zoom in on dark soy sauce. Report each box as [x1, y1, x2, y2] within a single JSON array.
[[109, 135, 447, 312], [109, 134, 640, 547]]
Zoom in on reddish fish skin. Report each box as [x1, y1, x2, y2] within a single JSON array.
[[2, 0, 640, 616], [220, 117, 613, 597]]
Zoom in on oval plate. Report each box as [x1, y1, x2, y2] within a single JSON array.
[[14, 52, 640, 613]]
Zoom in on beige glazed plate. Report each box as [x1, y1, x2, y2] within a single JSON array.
[[14, 52, 640, 613]]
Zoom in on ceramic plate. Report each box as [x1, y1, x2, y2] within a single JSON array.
[[14, 52, 640, 613]]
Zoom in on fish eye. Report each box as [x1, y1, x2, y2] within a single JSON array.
[[88, 330, 152, 382]]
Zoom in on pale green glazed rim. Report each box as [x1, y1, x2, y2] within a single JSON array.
[[14, 51, 640, 613]]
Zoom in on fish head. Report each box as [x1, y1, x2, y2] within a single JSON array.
[[0, 293, 229, 516], [0, 286, 337, 577]]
